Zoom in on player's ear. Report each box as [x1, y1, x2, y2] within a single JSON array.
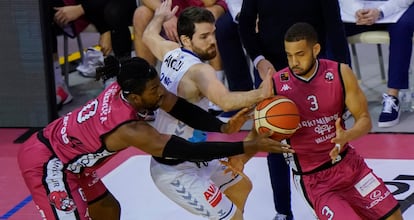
[[180, 35, 191, 47], [128, 93, 142, 106], [313, 43, 321, 58]]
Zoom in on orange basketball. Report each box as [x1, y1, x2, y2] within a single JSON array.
[[254, 96, 300, 141]]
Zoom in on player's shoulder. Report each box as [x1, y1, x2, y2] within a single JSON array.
[[187, 62, 215, 74]]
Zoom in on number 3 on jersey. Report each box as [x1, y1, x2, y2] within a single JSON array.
[[307, 95, 319, 111]]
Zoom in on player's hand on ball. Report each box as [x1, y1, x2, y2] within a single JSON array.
[[244, 131, 294, 154], [221, 107, 253, 134]]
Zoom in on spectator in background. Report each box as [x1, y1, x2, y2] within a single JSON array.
[[133, 0, 228, 117], [50, 0, 107, 107], [238, 1, 350, 219], [339, 0, 414, 128], [51, 0, 135, 106], [103, 0, 139, 59], [133, 0, 227, 66], [215, 0, 254, 109]]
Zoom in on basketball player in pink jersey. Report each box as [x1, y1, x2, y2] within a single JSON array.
[[270, 22, 402, 219], [17, 56, 293, 220]]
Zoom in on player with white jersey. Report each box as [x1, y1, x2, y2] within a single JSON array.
[[154, 47, 209, 141], [272, 22, 402, 220], [142, 1, 277, 219]]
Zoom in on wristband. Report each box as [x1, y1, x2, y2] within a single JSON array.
[[335, 143, 341, 151]]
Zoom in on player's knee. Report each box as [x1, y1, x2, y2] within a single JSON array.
[[230, 208, 244, 220], [239, 174, 253, 194], [133, 6, 154, 29], [88, 192, 120, 220], [386, 208, 403, 220]]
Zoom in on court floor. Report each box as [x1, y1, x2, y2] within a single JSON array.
[[1, 128, 414, 219]]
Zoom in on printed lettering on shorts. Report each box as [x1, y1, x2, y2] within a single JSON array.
[[45, 158, 77, 217], [321, 205, 334, 220], [84, 170, 100, 187], [204, 184, 222, 207], [354, 172, 381, 197], [66, 149, 114, 173], [366, 189, 391, 209], [78, 187, 87, 202], [36, 205, 47, 220], [283, 138, 297, 170]]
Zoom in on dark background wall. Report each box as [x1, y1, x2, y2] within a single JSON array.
[[0, 0, 56, 127]]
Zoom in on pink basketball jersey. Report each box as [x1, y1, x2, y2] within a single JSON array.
[[272, 59, 347, 173], [42, 82, 140, 173]]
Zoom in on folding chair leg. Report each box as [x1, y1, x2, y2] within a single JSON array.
[[63, 35, 69, 86], [350, 44, 362, 81], [76, 34, 84, 63], [376, 44, 386, 83]]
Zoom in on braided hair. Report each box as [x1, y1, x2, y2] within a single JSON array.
[[96, 56, 158, 96]]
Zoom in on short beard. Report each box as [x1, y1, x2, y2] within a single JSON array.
[[192, 45, 216, 61], [294, 58, 316, 76]]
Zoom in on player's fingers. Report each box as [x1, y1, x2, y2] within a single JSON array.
[[329, 145, 340, 163], [281, 146, 295, 153], [266, 67, 276, 76], [220, 161, 238, 177], [234, 107, 253, 120], [335, 118, 341, 128]]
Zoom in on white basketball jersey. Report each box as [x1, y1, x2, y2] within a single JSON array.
[[153, 48, 209, 142]]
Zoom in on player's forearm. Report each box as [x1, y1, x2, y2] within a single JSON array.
[[144, 13, 164, 38], [216, 90, 265, 112], [142, 14, 164, 49], [346, 113, 372, 142], [167, 97, 225, 132], [162, 135, 245, 161]]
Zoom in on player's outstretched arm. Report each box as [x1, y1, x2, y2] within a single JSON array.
[[191, 64, 274, 112], [161, 90, 250, 133], [104, 120, 293, 162]]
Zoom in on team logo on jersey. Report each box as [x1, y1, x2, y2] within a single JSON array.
[[48, 190, 76, 212], [280, 84, 292, 92], [324, 71, 334, 82], [204, 184, 222, 207], [280, 72, 289, 81]]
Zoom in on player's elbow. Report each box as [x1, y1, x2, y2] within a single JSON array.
[[142, 32, 151, 47], [216, 102, 234, 112], [361, 115, 372, 134]]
